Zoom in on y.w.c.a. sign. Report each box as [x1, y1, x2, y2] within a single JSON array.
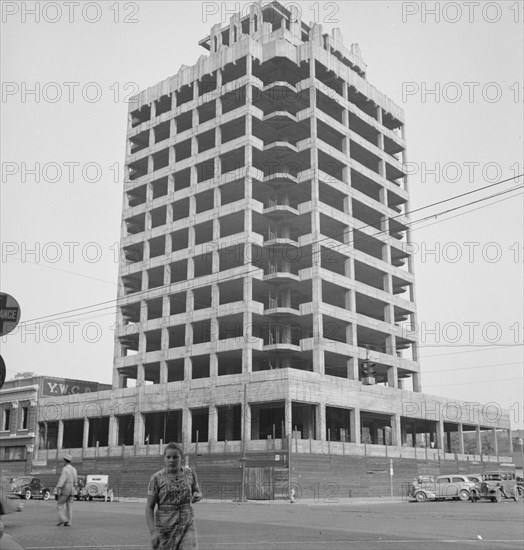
[[42, 377, 99, 396]]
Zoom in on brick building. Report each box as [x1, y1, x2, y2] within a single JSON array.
[[0, 376, 110, 472]]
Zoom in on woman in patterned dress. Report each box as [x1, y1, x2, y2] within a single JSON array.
[[146, 443, 202, 550]]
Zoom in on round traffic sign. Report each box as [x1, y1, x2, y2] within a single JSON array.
[[0, 293, 21, 336]]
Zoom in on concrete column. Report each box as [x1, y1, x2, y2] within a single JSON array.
[[243, 279, 253, 371], [242, 402, 251, 442], [147, 154, 154, 179], [384, 274, 393, 294], [113, 368, 124, 389], [458, 423, 465, 454], [342, 81, 349, 132], [317, 403, 326, 442], [108, 415, 118, 448], [169, 119, 176, 162], [159, 360, 168, 385], [436, 419, 445, 451], [82, 417, 90, 449], [312, 277, 323, 373], [138, 329, 147, 356], [136, 364, 145, 387], [208, 405, 218, 444], [385, 303, 394, 324], [162, 295, 170, 318], [348, 357, 358, 380], [244, 197, 253, 233], [186, 289, 194, 312], [183, 357, 191, 382], [476, 426, 482, 455], [241, 341, 253, 373], [387, 365, 398, 388], [57, 420, 64, 450], [412, 373, 422, 392], [212, 220, 220, 274], [134, 412, 145, 446], [386, 332, 396, 355], [382, 241, 391, 264], [210, 353, 218, 378], [140, 300, 148, 324], [285, 399, 292, 437], [160, 327, 169, 352], [400, 418, 407, 446], [182, 408, 191, 445], [245, 55, 253, 131], [492, 427, 499, 457], [216, 69, 223, 115], [377, 132, 385, 152], [390, 414, 401, 446], [211, 282, 219, 309], [185, 321, 193, 348], [344, 289, 351, 312], [350, 408, 361, 444]]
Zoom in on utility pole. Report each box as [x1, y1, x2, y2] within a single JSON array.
[[288, 433, 293, 502], [240, 383, 247, 502]]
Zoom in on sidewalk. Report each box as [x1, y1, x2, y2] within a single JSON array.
[[116, 496, 405, 505]]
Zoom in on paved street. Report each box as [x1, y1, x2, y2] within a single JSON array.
[[2, 498, 523, 550]]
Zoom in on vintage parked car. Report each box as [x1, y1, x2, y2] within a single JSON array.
[[78, 475, 114, 502], [469, 471, 520, 503], [408, 474, 476, 502], [9, 477, 52, 501], [516, 476, 524, 497]]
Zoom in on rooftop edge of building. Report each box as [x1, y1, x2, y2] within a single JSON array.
[[127, 1, 404, 126]]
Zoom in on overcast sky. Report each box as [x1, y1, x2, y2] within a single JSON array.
[[1, 1, 523, 428]]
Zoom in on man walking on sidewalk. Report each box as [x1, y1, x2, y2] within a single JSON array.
[[55, 453, 78, 527]]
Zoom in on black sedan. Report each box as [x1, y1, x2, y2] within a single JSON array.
[[10, 477, 52, 500]]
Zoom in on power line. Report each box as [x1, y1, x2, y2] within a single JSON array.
[[417, 343, 523, 348], [6, 256, 117, 286], [424, 376, 523, 388], [14, 175, 523, 326], [15, 188, 522, 328], [423, 361, 522, 374], [420, 344, 524, 360], [411, 189, 523, 233]]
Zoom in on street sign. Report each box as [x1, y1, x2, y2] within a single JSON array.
[[0, 354, 6, 390], [0, 292, 21, 336]]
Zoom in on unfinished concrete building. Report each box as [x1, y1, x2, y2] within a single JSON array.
[[91, 2, 510, 461]]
